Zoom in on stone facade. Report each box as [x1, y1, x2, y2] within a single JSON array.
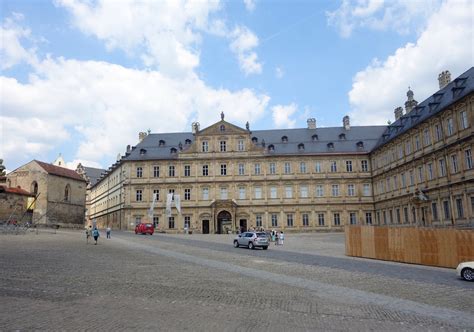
[[0, 186, 34, 223], [7, 161, 86, 227]]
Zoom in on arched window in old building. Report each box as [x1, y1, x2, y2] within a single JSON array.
[[64, 184, 71, 202], [31, 181, 38, 196]]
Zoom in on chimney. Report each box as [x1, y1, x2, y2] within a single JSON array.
[[404, 88, 418, 113], [139, 131, 148, 142], [307, 118, 316, 129], [394, 107, 404, 121], [438, 70, 451, 90], [126, 145, 131, 153], [343, 115, 350, 130]]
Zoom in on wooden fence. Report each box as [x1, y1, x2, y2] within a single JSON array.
[[345, 225, 474, 268]]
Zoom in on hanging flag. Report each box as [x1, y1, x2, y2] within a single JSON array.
[[148, 193, 157, 220], [166, 193, 173, 217], [174, 194, 181, 214]]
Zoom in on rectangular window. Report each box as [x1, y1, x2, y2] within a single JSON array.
[[287, 214, 294, 227], [333, 213, 341, 226], [418, 166, 424, 183], [153, 166, 160, 177], [315, 162, 322, 173], [220, 188, 228, 199], [168, 217, 175, 229], [153, 216, 159, 227], [465, 149, 473, 169], [435, 124, 442, 141], [184, 165, 191, 177], [300, 162, 306, 173], [431, 202, 438, 221], [220, 141, 226, 152], [269, 163, 276, 174], [220, 164, 227, 176], [393, 175, 398, 190], [460, 110, 469, 129], [347, 184, 355, 196], [396, 209, 401, 224], [184, 216, 190, 229], [383, 211, 387, 224], [238, 139, 244, 151], [270, 187, 277, 199], [447, 118, 454, 136], [285, 186, 293, 198], [135, 216, 142, 225], [332, 184, 339, 197], [136, 167, 143, 178], [271, 214, 278, 227], [409, 170, 414, 186], [361, 160, 368, 172], [202, 165, 209, 176], [202, 141, 208, 152], [439, 158, 446, 176], [153, 189, 160, 201], [401, 173, 406, 188], [136, 189, 142, 201], [169, 165, 175, 177], [423, 129, 431, 146], [202, 187, 209, 200], [238, 163, 245, 175], [404, 207, 409, 224], [406, 141, 412, 155], [254, 187, 262, 199], [363, 184, 370, 196], [239, 187, 246, 200], [168, 189, 175, 200], [415, 135, 420, 151], [389, 210, 394, 224], [318, 213, 325, 226], [256, 215, 262, 227], [398, 146, 404, 159], [427, 163, 434, 180], [330, 161, 337, 172], [300, 185, 308, 198], [346, 160, 353, 172], [456, 198, 464, 218], [365, 212, 372, 225], [302, 213, 309, 227], [451, 154, 459, 173], [443, 200, 451, 220], [386, 178, 391, 192], [184, 188, 191, 201], [316, 185, 324, 197], [254, 163, 261, 175], [349, 212, 357, 225], [284, 162, 291, 174]]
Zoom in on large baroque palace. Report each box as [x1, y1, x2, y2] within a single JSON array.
[[89, 68, 473, 233]]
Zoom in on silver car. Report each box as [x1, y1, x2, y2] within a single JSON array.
[[234, 232, 269, 250]]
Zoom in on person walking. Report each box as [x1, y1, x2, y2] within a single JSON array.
[[92, 227, 100, 245], [275, 231, 279, 246], [106, 227, 111, 239], [279, 231, 285, 246], [85, 226, 91, 244]]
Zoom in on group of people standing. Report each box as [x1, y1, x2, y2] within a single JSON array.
[[270, 229, 285, 246], [85, 226, 111, 245]]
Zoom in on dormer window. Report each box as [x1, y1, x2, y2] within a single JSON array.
[[220, 124, 225, 132], [311, 134, 318, 141], [159, 140, 165, 147], [327, 142, 334, 151], [281, 136, 288, 143], [170, 147, 177, 154], [298, 143, 305, 151], [339, 133, 346, 140], [140, 148, 147, 155], [268, 144, 275, 151], [252, 137, 258, 143], [356, 141, 364, 150], [185, 139, 192, 145]]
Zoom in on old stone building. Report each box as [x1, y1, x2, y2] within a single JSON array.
[[0, 185, 34, 223], [89, 67, 473, 233], [7, 160, 86, 227], [76, 163, 106, 226]]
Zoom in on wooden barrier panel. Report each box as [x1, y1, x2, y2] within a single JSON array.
[[345, 225, 474, 268]]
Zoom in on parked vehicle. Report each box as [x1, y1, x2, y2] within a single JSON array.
[[135, 223, 154, 235], [234, 231, 269, 250], [456, 261, 474, 281]]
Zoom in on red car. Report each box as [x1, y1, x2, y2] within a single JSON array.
[[135, 223, 154, 235]]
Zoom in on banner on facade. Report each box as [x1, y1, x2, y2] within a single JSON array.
[[148, 193, 157, 219], [174, 194, 181, 214], [166, 193, 173, 217]]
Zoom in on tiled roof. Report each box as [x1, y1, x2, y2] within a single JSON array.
[[0, 185, 34, 196], [83, 166, 106, 186], [374, 67, 474, 149], [35, 160, 85, 181]]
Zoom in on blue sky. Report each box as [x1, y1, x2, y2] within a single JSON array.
[[1, 0, 472, 172]]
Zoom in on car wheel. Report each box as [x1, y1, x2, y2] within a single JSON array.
[[248, 242, 254, 250], [461, 268, 474, 281], [262, 246, 268, 250], [233, 240, 239, 248]]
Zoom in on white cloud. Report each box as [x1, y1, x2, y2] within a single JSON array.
[[275, 67, 284, 79], [272, 103, 298, 128], [229, 26, 262, 75], [348, 0, 473, 125], [1, 57, 270, 169], [243, 0, 256, 12], [327, 0, 442, 38]]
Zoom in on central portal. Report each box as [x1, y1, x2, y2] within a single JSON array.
[[217, 210, 232, 234]]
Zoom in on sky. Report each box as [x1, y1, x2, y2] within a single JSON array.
[[1, 0, 473, 173]]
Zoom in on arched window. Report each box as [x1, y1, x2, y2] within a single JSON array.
[[252, 137, 258, 143], [64, 184, 70, 202], [339, 133, 346, 140], [159, 140, 166, 147], [170, 147, 177, 154], [311, 134, 318, 141], [356, 141, 364, 150], [220, 124, 226, 132], [140, 148, 147, 155], [281, 136, 288, 143], [327, 142, 334, 150], [31, 181, 38, 195], [185, 139, 192, 145], [268, 144, 275, 151], [298, 143, 305, 151]]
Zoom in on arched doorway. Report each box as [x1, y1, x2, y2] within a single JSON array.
[[217, 210, 232, 234]]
